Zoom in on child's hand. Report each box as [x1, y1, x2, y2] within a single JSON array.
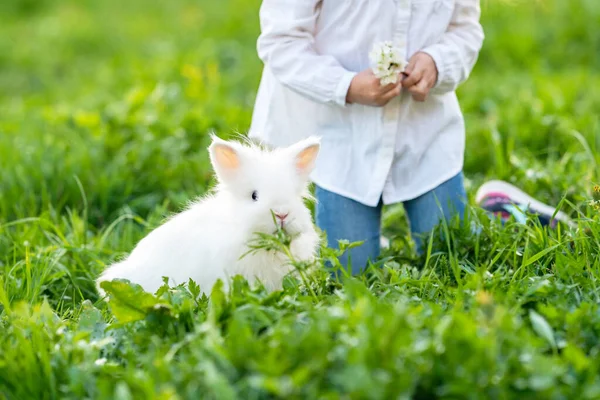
[[346, 69, 402, 107], [401, 52, 438, 102]]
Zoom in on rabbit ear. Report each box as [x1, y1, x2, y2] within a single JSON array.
[[288, 136, 321, 178], [209, 136, 242, 182]]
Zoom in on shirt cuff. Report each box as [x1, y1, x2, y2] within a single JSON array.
[[420, 44, 448, 93], [333, 70, 357, 107]]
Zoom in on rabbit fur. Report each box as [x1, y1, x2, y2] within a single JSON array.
[[96, 135, 321, 296]]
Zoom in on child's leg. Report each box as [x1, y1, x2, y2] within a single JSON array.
[[315, 185, 382, 274], [403, 172, 467, 254]]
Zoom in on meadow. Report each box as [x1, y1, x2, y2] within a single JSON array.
[[1, 0, 600, 398]]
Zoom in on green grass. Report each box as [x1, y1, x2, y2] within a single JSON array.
[[1, 0, 600, 398]]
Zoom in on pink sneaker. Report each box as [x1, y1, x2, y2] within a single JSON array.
[[476, 180, 574, 228]]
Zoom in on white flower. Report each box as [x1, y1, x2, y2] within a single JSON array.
[[94, 358, 107, 366], [369, 41, 407, 86]]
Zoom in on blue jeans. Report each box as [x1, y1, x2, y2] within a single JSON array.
[[315, 172, 466, 274]]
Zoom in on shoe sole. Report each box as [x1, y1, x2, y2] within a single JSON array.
[[475, 180, 576, 228]]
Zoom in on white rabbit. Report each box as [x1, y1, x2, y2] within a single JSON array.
[[97, 135, 322, 296]]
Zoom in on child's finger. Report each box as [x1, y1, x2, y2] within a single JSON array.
[[414, 77, 430, 92], [410, 91, 426, 102], [404, 59, 415, 75], [402, 67, 422, 88], [409, 78, 430, 102], [379, 81, 399, 93], [380, 84, 402, 104]]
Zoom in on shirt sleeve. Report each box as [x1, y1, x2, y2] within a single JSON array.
[[420, 0, 485, 94], [257, 0, 357, 107]]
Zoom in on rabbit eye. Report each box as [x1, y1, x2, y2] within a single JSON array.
[[251, 191, 259, 202]]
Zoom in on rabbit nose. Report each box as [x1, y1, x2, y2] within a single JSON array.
[[275, 212, 289, 221]]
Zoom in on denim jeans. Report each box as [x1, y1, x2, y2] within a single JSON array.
[[315, 172, 466, 274]]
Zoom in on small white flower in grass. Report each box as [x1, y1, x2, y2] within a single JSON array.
[[369, 41, 407, 86], [95, 358, 107, 366]]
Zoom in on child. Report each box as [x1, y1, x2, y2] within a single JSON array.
[[249, 0, 567, 273]]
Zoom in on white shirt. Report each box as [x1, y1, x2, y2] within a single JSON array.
[[249, 0, 484, 207]]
